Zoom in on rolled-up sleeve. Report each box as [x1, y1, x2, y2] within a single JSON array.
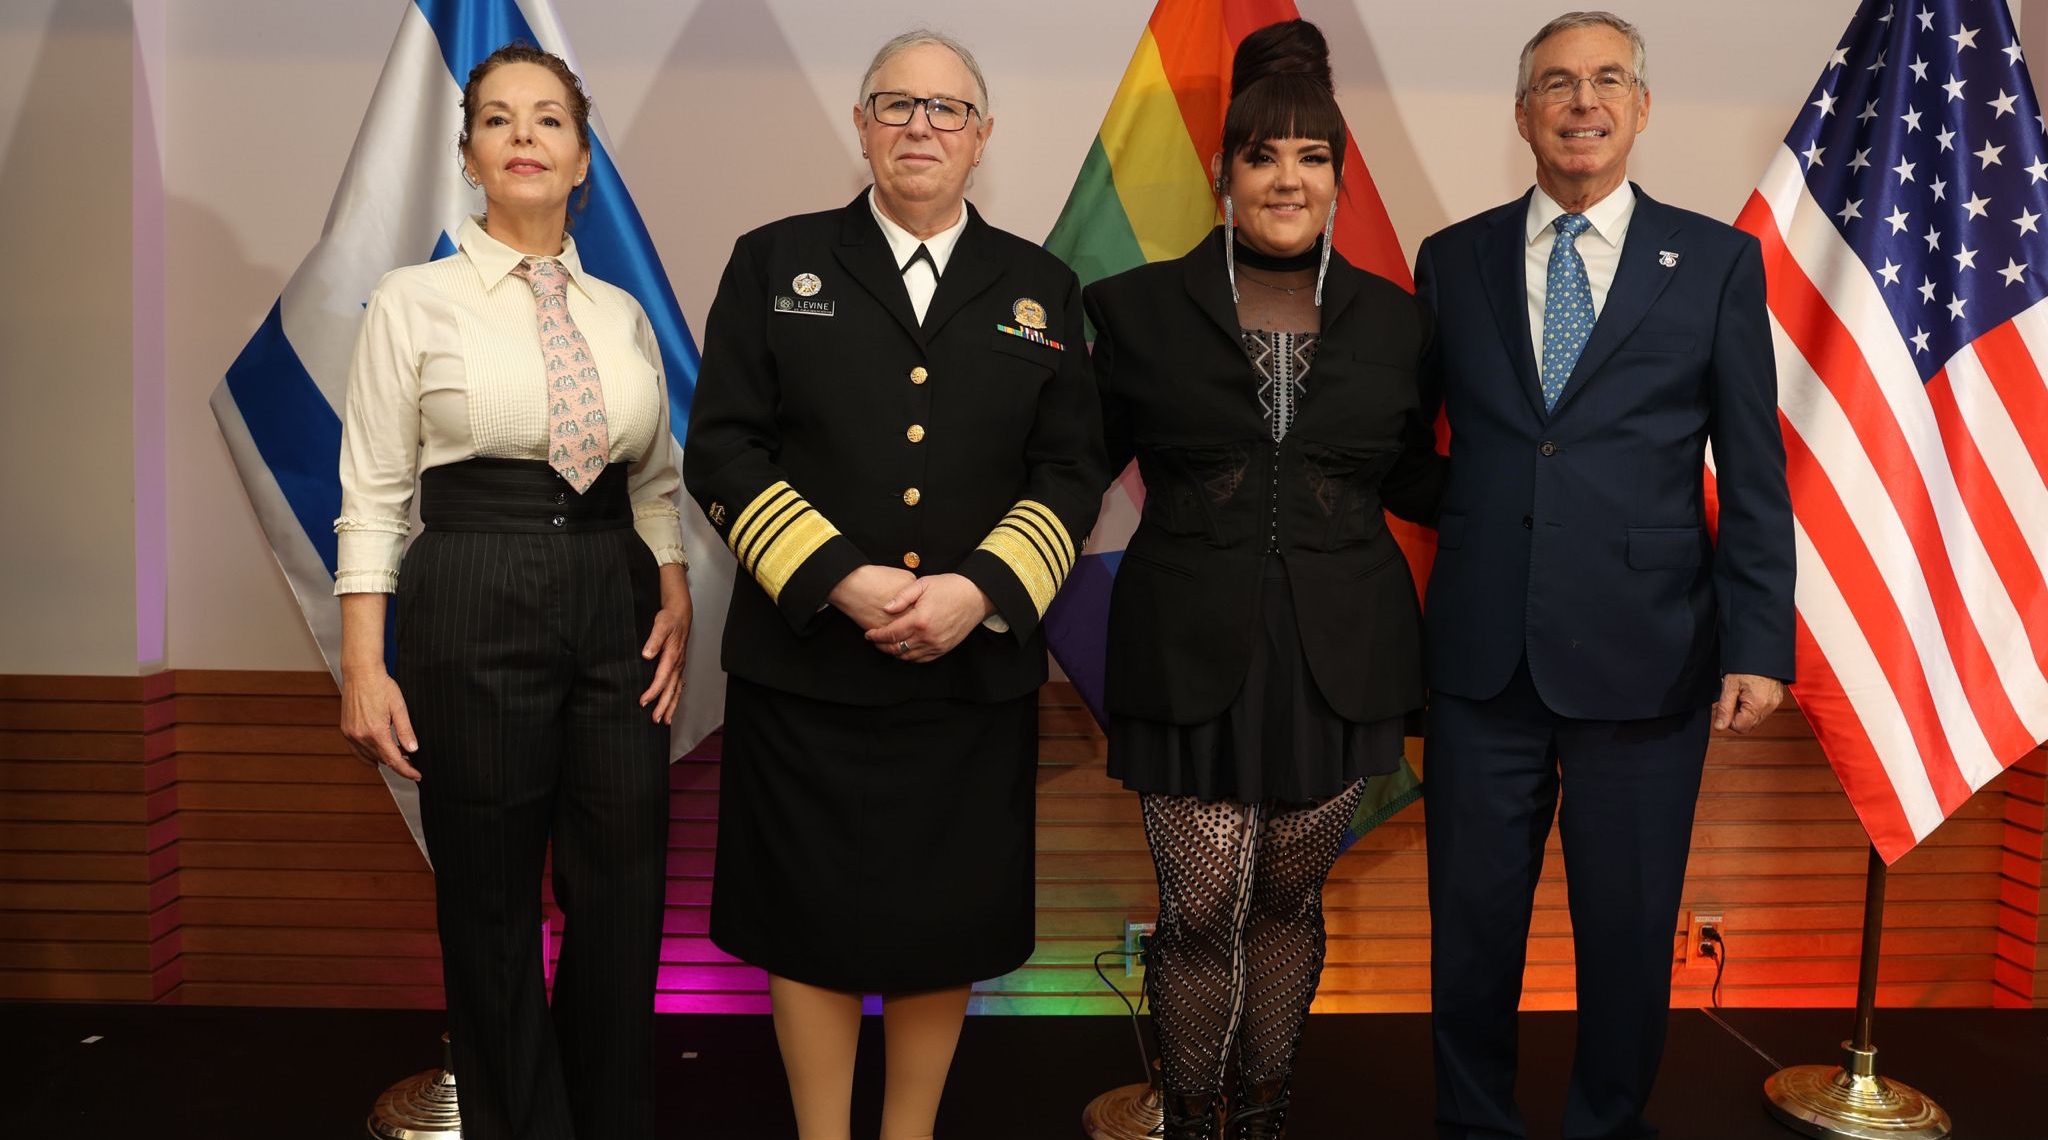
[[333, 279, 421, 595], [627, 307, 688, 568]]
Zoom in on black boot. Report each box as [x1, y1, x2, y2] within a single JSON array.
[[1226, 1076, 1289, 1140], [1162, 1090, 1220, 1140]]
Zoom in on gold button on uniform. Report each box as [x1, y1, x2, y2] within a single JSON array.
[[906, 424, 925, 443], [910, 366, 929, 385], [903, 551, 922, 569], [903, 487, 922, 507]]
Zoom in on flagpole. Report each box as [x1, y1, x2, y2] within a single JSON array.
[[1762, 844, 1951, 1139]]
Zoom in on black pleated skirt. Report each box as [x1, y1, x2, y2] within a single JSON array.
[[1109, 558, 1403, 804], [710, 677, 1039, 993]]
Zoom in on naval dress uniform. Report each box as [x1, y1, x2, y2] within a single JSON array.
[[684, 190, 1107, 992]]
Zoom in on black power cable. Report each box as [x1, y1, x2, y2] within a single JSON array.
[[1699, 927, 1729, 1008], [1092, 942, 1153, 1084]]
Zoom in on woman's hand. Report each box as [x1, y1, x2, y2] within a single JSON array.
[[338, 593, 421, 781], [828, 564, 918, 630], [640, 562, 693, 724], [865, 573, 994, 663], [340, 669, 421, 781]]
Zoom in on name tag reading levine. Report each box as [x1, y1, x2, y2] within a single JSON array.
[[773, 295, 836, 317]]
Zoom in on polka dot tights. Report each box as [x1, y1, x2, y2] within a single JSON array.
[[1140, 779, 1367, 1099]]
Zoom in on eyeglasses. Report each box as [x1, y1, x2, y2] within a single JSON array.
[[866, 91, 981, 132], [1525, 70, 1641, 104]]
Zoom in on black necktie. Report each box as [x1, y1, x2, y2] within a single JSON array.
[[901, 243, 939, 324], [902, 243, 938, 278]]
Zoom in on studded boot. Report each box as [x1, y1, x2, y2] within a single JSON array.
[[1162, 1090, 1221, 1140], [1226, 1075, 1290, 1140]]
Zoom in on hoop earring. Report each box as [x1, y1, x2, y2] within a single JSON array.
[[1223, 195, 1239, 303], [1314, 197, 1337, 307], [462, 168, 479, 189]]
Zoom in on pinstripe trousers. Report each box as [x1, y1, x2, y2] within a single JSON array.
[[397, 459, 670, 1140]]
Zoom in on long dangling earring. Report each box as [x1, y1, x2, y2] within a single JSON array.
[[1223, 194, 1240, 303], [1313, 196, 1338, 307]]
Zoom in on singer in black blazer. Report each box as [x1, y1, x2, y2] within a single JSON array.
[[1085, 227, 1445, 731]]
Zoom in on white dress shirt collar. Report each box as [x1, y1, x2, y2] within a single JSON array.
[[1524, 182, 1637, 250], [457, 214, 588, 294], [866, 188, 970, 274]]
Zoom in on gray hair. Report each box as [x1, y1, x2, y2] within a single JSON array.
[[858, 29, 991, 116], [1515, 11, 1648, 98]]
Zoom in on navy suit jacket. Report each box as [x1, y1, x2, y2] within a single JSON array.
[[1413, 185, 1796, 720]]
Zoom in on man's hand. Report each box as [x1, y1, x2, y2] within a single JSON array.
[[865, 573, 995, 663], [1713, 673, 1786, 733]]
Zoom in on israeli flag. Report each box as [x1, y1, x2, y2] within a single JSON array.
[[210, 0, 730, 850]]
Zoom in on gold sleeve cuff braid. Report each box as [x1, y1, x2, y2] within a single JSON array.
[[975, 500, 1076, 618], [729, 481, 841, 603]]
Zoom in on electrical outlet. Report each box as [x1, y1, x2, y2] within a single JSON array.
[[1124, 921, 1155, 976], [1684, 911, 1724, 967]]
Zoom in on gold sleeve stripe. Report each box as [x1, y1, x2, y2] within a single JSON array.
[[975, 500, 1075, 618], [731, 486, 802, 567], [728, 481, 841, 603], [1010, 501, 1076, 573]]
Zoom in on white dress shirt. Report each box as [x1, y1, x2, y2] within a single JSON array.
[[334, 215, 685, 594], [1524, 182, 1637, 368], [869, 188, 969, 323]]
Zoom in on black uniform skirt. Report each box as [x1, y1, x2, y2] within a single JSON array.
[[1109, 557, 1403, 804], [710, 676, 1039, 992]]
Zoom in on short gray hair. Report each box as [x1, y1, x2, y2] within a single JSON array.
[[1515, 11, 1647, 98], [858, 29, 991, 116]]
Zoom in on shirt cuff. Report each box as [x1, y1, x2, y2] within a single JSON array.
[[333, 518, 409, 596], [633, 506, 689, 570], [334, 568, 400, 595]]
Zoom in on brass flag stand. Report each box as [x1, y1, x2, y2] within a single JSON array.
[[366, 1032, 463, 1139], [1763, 846, 1951, 1139], [1081, 1073, 1165, 1140]]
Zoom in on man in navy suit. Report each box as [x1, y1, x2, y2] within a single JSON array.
[[1412, 11, 1796, 1139]]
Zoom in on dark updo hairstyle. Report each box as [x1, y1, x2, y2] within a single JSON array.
[[1219, 20, 1345, 186], [457, 43, 594, 214]]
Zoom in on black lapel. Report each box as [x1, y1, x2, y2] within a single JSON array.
[[830, 190, 925, 346], [1478, 191, 1545, 418], [920, 204, 1004, 338], [1551, 185, 1680, 415]]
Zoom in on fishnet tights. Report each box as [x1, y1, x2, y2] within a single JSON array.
[[1141, 779, 1366, 1097]]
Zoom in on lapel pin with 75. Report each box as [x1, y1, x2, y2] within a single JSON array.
[[1658, 250, 1680, 268]]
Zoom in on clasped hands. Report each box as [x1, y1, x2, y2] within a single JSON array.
[[830, 564, 993, 664]]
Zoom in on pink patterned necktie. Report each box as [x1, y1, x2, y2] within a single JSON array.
[[514, 257, 609, 493]]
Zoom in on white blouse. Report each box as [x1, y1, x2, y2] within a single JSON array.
[[334, 215, 685, 594]]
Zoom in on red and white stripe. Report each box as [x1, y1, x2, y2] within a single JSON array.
[[1729, 143, 2048, 862]]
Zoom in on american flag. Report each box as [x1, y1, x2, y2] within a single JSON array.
[[1732, 0, 2048, 862]]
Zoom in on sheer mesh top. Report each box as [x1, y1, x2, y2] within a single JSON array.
[[1231, 241, 1322, 443]]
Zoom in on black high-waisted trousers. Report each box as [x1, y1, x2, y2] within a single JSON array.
[[397, 458, 670, 1140]]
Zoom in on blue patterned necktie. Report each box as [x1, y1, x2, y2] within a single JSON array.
[[1540, 212, 1595, 411]]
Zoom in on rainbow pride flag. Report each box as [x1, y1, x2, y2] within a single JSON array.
[[1042, 0, 1432, 841]]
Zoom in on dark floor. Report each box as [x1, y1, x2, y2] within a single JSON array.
[[1, 1003, 2041, 1138]]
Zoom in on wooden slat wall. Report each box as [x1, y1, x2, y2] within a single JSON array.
[[0, 673, 176, 1002], [167, 671, 442, 1008], [2, 671, 2044, 1011], [1995, 750, 2047, 1006]]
